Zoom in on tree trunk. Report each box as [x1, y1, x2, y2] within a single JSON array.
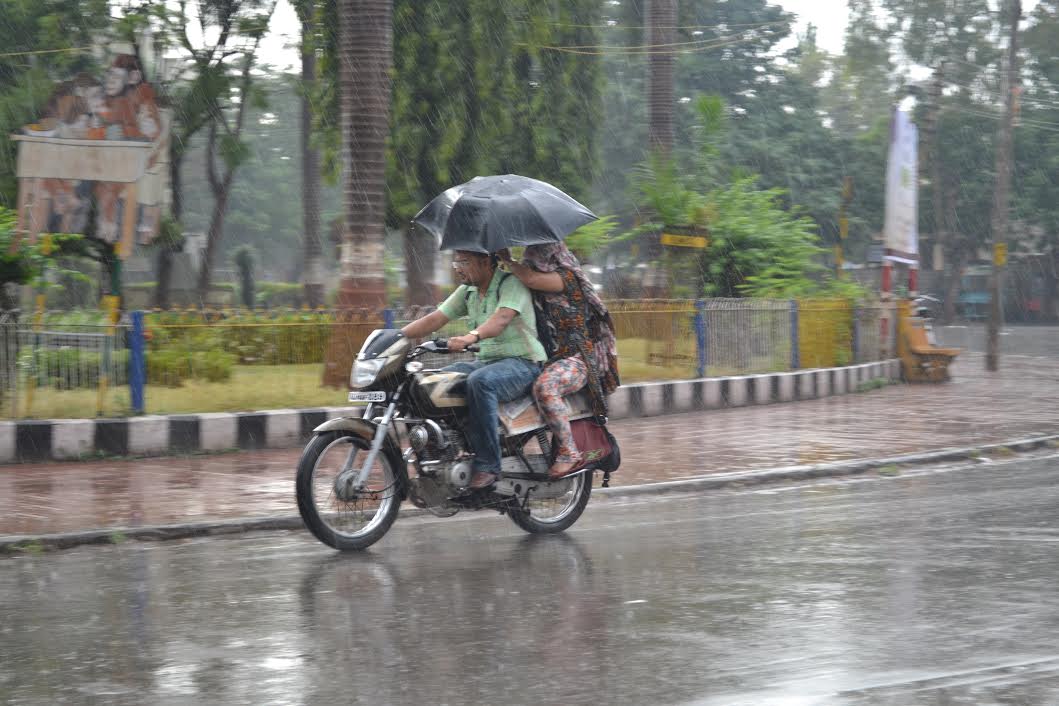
[[925, 63, 946, 284], [195, 33, 264, 305], [301, 9, 324, 309], [324, 0, 393, 387], [943, 249, 966, 323], [646, 0, 677, 154], [403, 225, 436, 307], [154, 148, 184, 309], [197, 187, 232, 304], [155, 248, 173, 309], [336, 0, 391, 310], [986, 0, 1020, 372]]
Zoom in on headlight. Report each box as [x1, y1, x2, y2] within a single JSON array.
[[350, 357, 385, 389]]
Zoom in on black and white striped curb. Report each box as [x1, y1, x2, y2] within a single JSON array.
[[0, 360, 900, 464], [605, 360, 900, 419]]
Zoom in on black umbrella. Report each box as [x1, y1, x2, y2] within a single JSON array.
[[412, 174, 598, 253]]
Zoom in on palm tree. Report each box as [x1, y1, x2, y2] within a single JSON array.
[[323, 0, 392, 386], [336, 0, 392, 309], [647, 0, 677, 153]]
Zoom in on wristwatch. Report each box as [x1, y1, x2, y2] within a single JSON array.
[[468, 329, 481, 343]]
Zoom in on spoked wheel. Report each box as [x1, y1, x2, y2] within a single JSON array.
[[296, 431, 402, 551], [507, 433, 593, 534]]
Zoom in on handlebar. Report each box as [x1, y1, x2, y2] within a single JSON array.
[[419, 339, 479, 354]]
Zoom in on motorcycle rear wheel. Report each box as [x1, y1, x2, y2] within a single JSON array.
[[296, 431, 402, 551], [507, 469, 592, 534]]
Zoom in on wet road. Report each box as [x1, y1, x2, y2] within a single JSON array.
[[2, 455, 1058, 705], [935, 323, 1058, 358]]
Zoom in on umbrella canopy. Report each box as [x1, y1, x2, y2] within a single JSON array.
[[412, 174, 597, 253]]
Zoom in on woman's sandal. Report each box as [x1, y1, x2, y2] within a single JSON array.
[[547, 453, 585, 480]]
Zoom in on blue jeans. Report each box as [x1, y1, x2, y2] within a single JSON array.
[[443, 357, 541, 474]]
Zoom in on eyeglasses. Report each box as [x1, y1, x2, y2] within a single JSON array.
[[451, 259, 471, 269]]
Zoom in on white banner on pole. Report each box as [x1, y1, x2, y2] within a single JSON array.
[[882, 108, 919, 261]]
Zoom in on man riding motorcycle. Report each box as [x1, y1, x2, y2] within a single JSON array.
[[400, 250, 547, 489]]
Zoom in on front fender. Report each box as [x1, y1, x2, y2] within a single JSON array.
[[311, 417, 408, 498], [313, 416, 377, 438]]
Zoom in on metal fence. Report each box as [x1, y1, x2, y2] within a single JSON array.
[[701, 299, 792, 375], [1, 300, 898, 419], [1, 311, 129, 419], [608, 299, 896, 378]]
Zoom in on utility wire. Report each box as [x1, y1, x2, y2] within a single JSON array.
[[534, 31, 772, 56], [0, 46, 93, 59], [963, 108, 1059, 132], [515, 19, 789, 31]]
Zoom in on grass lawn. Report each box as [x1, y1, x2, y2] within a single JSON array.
[[15, 364, 344, 419], [9, 338, 719, 419]]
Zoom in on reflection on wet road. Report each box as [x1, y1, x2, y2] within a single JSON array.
[[2, 456, 1058, 705]]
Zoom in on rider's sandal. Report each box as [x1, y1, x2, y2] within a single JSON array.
[[468, 471, 498, 489], [548, 453, 585, 480]]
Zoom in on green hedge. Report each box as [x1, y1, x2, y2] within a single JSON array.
[[146, 311, 339, 366]]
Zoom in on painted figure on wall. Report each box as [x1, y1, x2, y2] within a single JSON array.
[[15, 53, 169, 254]]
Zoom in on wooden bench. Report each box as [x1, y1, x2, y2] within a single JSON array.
[[899, 316, 960, 382]]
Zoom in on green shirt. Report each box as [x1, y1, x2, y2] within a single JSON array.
[[438, 270, 547, 363]]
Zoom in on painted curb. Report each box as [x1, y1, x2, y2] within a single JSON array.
[[3, 432, 1056, 554]]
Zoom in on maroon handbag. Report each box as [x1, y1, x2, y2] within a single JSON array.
[[570, 418, 620, 472]]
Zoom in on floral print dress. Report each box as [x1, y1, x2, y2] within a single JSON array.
[[532, 268, 620, 463]]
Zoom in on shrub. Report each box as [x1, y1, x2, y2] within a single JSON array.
[[146, 348, 236, 387], [256, 282, 304, 309], [18, 348, 129, 389]]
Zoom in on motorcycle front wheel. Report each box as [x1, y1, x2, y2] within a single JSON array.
[[296, 431, 402, 551], [507, 468, 592, 535]]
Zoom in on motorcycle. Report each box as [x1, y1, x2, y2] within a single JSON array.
[[295, 329, 621, 551]]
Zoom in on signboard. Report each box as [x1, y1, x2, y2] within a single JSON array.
[[994, 242, 1008, 267], [882, 108, 918, 262], [661, 233, 709, 249], [11, 53, 170, 259]]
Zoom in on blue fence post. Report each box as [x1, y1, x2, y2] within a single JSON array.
[[130, 310, 146, 415], [852, 307, 861, 364], [694, 299, 706, 378], [383, 308, 395, 329], [789, 300, 800, 370]]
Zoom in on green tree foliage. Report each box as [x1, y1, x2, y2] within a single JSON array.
[[179, 75, 342, 281], [118, 0, 278, 299], [0, 206, 88, 307], [0, 207, 27, 291], [706, 177, 828, 298], [722, 29, 847, 249], [1013, 0, 1059, 319], [594, 0, 795, 213], [232, 245, 257, 308], [825, 0, 894, 134], [631, 97, 861, 299], [566, 216, 618, 262], [320, 0, 603, 213]]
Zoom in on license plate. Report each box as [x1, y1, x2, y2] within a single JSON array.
[[348, 391, 386, 403]]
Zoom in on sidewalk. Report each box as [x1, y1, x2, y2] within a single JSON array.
[[2, 351, 1058, 539]]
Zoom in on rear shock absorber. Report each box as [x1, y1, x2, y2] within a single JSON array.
[[535, 428, 552, 457]]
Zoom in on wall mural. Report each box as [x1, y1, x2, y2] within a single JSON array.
[[13, 53, 170, 259]]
